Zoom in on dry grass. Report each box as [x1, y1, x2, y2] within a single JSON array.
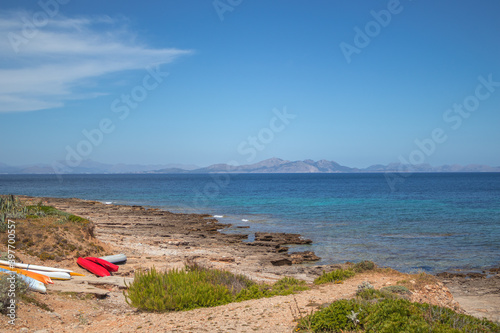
[[0, 196, 110, 262], [397, 271, 440, 291]]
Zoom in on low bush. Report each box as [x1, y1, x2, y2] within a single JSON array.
[[25, 202, 90, 226], [186, 263, 253, 295], [272, 276, 308, 293], [125, 265, 309, 312], [314, 269, 355, 285], [296, 296, 500, 332], [236, 276, 308, 301], [125, 266, 233, 311], [380, 285, 411, 297], [353, 260, 376, 273], [298, 299, 363, 332], [356, 288, 398, 301]]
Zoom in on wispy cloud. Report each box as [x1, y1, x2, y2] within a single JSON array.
[[0, 11, 192, 112]]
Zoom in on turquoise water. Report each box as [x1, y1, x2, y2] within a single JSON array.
[[1, 173, 499, 273]]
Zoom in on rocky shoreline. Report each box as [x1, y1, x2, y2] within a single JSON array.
[[23, 196, 330, 282], [7, 195, 500, 328]]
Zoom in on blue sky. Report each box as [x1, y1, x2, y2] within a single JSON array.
[[0, 0, 499, 168]]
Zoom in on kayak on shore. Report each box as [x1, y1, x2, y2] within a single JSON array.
[[77, 257, 110, 277], [0, 269, 47, 293], [0, 265, 54, 284], [86, 257, 119, 272], [99, 254, 127, 264], [0, 259, 83, 276]]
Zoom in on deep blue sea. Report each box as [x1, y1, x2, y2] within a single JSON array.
[[1, 173, 499, 274]]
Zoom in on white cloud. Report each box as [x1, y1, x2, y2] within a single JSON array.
[[0, 11, 192, 113]]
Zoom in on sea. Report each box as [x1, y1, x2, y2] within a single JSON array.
[[1, 173, 499, 274]]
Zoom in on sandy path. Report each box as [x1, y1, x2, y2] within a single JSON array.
[[82, 272, 401, 333]]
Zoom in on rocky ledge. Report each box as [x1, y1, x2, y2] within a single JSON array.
[[26, 196, 321, 278]]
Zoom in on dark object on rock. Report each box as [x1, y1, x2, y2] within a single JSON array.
[[436, 271, 486, 279], [270, 258, 292, 266], [289, 251, 320, 264], [254, 232, 312, 245]]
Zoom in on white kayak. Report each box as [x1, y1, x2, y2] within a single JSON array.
[[0, 260, 73, 273], [99, 254, 127, 264], [0, 269, 46, 293], [25, 269, 71, 280]]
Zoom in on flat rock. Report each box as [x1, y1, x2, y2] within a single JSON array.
[[48, 283, 110, 297], [71, 275, 134, 288], [289, 251, 321, 264], [254, 232, 312, 245]]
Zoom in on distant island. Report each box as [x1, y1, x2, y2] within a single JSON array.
[[1, 157, 499, 174]]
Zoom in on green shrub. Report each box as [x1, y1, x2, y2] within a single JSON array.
[[297, 299, 367, 332], [380, 285, 411, 297], [272, 276, 308, 293], [125, 266, 233, 311], [296, 297, 500, 333], [353, 260, 376, 272], [67, 214, 90, 225], [314, 269, 356, 285], [356, 288, 398, 301], [363, 299, 429, 332], [235, 277, 308, 301], [125, 265, 309, 312], [186, 263, 253, 295]]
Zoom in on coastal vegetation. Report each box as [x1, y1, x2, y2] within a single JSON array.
[[124, 263, 309, 312], [0, 195, 105, 261], [313, 261, 376, 285], [314, 268, 356, 285], [1, 194, 91, 231], [296, 282, 500, 333]]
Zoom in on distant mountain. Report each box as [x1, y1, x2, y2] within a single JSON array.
[[0, 160, 199, 174], [153, 158, 500, 174], [360, 162, 500, 173], [1, 158, 499, 174]]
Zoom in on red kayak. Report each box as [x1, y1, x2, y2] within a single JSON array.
[[77, 257, 110, 277], [85, 257, 119, 273]]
